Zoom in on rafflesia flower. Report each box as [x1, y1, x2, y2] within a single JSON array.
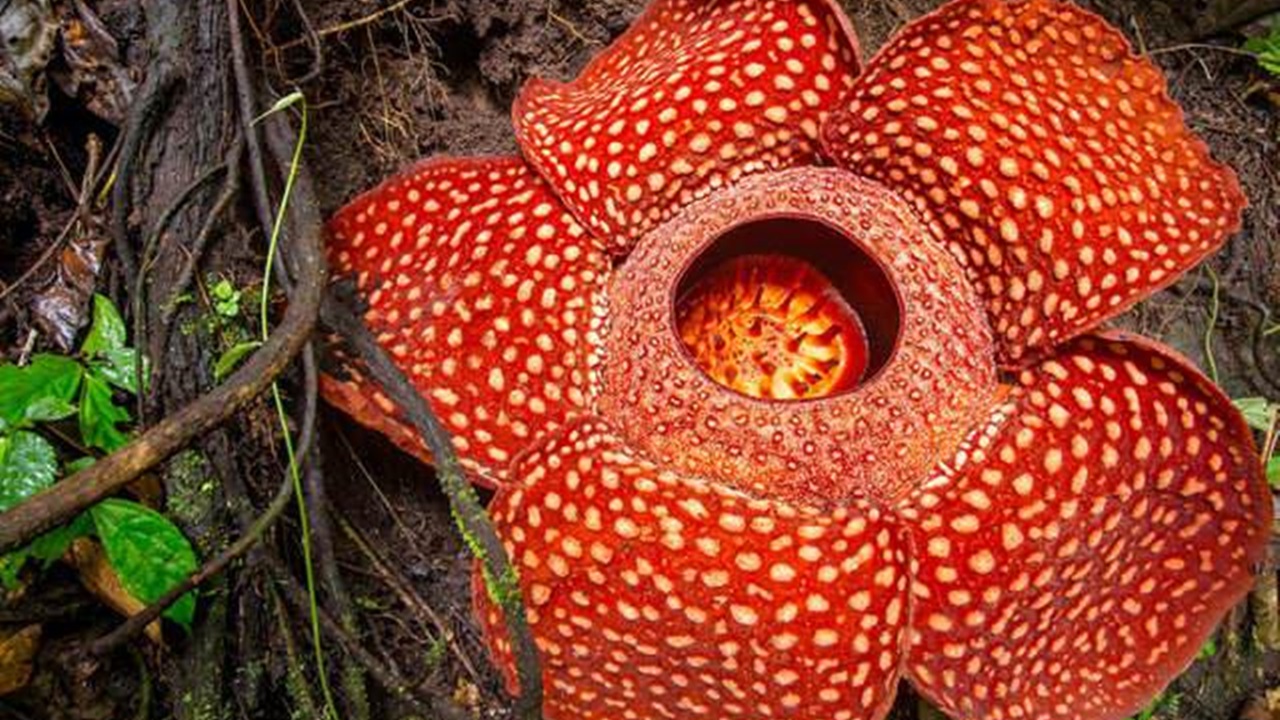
[[321, 1, 1272, 718]]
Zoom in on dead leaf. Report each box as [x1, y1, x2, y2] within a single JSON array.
[[0, 624, 41, 696], [30, 216, 108, 352], [49, 0, 134, 123], [67, 538, 162, 644], [0, 0, 57, 119]]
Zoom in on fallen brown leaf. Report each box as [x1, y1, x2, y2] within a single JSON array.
[[30, 219, 108, 352], [67, 538, 162, 644], [453, 677, 480, 712], [0, 0, 58, 119], [50, 0, 134, 123], [0, 624, 41, 696]]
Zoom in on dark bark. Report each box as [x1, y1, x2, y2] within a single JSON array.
[[133, 0, 236, 716]]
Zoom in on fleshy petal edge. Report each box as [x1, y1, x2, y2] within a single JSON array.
[[514, 0, 864, 253], [822, 0, 1247, 366], [477, 417, 911, 720], [899, 330, 1269, 720], [323, 155, 611, 484]]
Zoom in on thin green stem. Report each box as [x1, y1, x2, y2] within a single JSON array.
[[258, 93, 339, 720], [1203, 267, 1221, 384]]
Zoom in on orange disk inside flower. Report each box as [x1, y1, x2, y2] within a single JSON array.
[[676, 254, 868, 400]]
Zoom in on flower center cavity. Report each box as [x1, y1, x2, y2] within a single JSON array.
[[674, 217, 901, 401]]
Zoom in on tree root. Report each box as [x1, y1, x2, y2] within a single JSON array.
[[0, 79, 327, 554], [271, 557, 469, 720], [321, 292, 545, 719]]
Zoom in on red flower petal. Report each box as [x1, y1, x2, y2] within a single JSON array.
[[323, 157, 611, 483], [320, 347, 433, 465], [600, 167, 998, 508], [898, 332, 1270, 720], [514, 0, 863, 253], [822, 0, 1246, 366], [477, 418, 909, 719]]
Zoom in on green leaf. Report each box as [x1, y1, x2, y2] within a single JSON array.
[[1244, 23, 1280, 77], [0, 431, 59, 512], [166, 292, 194, 311], [0, 354, 83, 427], [92, 348, 147, 394], [23, 396, 77, 423], [0, 514, 93, 589], [1198, 638, 1217, 660], [213, 341, 261, 382], [79, 374, 131, 452], [90, 499, 199, 627], [211, 279, 242, 318], [252, 90, 305, 124], [211, 279, 234, 300], [1234, 397, 1279, 432], [66, 456, 96, 474], [1267, 456, 1279, 489], [81, 294, 127, 357]]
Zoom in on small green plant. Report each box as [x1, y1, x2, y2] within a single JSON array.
[[184, 274, 265, 382], [1197, 637, 1217, 660], [210, 277, 243, 318], [424, 634, 449, 670], [1132, 691, 1181, 720], [1244, 22, 1280, 77], [0, 294, 200, 627], [213, 340, 262, 382], [171, 272, 263, 381], [1233, 397, 1279, 487]]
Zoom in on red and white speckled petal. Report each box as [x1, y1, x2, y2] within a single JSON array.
[[477, 418, 910, 720], [514, 0, 862, 253], [898, 332, 1270, 720], [319, 345, 435, 465], [822, 0, 1246, 366], [324, 156, 611, 484]]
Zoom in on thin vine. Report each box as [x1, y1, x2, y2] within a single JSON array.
[[255, 91, 340, 720]]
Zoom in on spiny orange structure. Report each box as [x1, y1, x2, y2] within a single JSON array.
[[322, 1, 1267, 719], [675, 253, 869, 401]]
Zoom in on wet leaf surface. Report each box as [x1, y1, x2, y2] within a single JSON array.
[[89, 499, 198, 628], [77, 372, 128, 452], [0, 430, 58, 512], [0, 354, 82, 429], [30, 230, 109, 353]]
